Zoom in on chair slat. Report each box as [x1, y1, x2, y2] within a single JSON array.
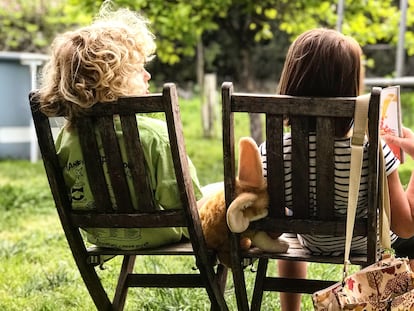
[[249, 217, 367, 236], [290, 116, 310, 218], [77, 118, 113, 212], [231, 94, 356, 116], [70, 210, 187, 228], [316, 117, 335, 219], [97, 116, 134, 213], [266, 115, 285, 218], [120, 115, 156, 212]]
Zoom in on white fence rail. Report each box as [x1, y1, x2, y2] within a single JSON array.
[[365, 77, 414, 87]]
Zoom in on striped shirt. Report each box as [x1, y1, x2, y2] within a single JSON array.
[[259, 133, 400, 255]]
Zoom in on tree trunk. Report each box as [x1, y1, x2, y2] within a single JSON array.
[[201, 73, 218, 138], [240, 49, 263, 144], [196, 40, 204, 92], [249, 113, 263, 144]]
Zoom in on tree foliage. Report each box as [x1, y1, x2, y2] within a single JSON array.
[[2, 0, 414, 76], [68, 0, 230, 65], [0, 0, 91, 53], [277, 0, 401, 47]]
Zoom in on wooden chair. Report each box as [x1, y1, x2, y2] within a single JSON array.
[[221, 81, 382, 310], [29, 83, 229, 311]]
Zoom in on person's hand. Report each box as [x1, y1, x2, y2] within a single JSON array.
[[383, 127, 414, 159]]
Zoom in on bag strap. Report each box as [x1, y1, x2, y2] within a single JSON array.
[[343, 94, 370, 280], [342, 93, 392, 280]]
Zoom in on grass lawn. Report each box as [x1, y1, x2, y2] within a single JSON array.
[[1, 95, 413, 310], [0, 160, 342, 311]]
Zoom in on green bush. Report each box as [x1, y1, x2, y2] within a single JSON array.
[[401, 91, 414, 128]]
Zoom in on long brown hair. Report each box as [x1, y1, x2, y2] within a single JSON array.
[[278, 28, 363, 136]]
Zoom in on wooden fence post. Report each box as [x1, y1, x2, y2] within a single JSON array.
[[201, 73, 217, 138]]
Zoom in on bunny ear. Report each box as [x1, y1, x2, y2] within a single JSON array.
[[238, 137, 264, 187], [226, 192, 257, 233]]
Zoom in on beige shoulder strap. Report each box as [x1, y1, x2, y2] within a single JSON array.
[[343, 94, 370, 279]]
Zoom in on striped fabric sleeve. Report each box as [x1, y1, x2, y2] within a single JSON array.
[[382, 139, 400, 176]]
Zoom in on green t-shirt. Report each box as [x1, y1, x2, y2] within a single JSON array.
[[55, 116, 203, 250]]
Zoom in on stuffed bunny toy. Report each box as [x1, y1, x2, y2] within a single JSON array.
[[199, 137, 289, 268]]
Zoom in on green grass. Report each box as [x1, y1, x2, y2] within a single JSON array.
[[1, 96, 414, 310]]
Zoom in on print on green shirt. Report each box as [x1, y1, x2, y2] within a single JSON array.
[[56, 116, 202, 250]]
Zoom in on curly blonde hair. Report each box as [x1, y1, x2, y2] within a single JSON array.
[[39, 5, 155, 124]]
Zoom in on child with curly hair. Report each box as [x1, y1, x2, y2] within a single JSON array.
[[38, 4, 203, 250]]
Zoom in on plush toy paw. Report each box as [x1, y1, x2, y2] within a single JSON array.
[[249, 231, 289, 253], [240, 236, 252, 250]]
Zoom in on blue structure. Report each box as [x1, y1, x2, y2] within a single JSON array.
[[0, 51, 48, 161]]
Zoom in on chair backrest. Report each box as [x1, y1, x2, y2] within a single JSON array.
[[222, 81, 382, 265], [29, 83, 205, 256], [30, 83, 229, 311]]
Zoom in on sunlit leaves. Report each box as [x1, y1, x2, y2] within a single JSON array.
[[341, 0, 400, 46], [278, 0, 407, 53], [2, 0, 414, 67], [0, 0, 90, 52]]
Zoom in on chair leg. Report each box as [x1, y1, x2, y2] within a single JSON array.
[[196, 262, 228, 311], [71, 238, 112, 310], [79, 263, 112, 310], [209, 263, 228, 311], [251, 258, 268, 311], [230, 235, 249, 311], [112, 255, 136, 311], [216, 263, 228, 295]]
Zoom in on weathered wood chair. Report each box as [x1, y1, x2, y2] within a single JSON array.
[[29, 83, 229, 311], [221, 81, 382, 310]]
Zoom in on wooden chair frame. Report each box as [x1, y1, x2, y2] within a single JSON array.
[[221, 81, 382, 310], [29, 83, 228, 311]]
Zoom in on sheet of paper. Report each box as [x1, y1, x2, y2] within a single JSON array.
[[380, 85, 404, 163]]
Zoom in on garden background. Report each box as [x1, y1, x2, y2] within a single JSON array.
[[2, 0, 414, 310]]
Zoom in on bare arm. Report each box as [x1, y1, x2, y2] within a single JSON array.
[[384, 127, 414, 237], [388, 170, 414, 237]]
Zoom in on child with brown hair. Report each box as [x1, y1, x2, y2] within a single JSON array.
[[260, 28, 414, 310]]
